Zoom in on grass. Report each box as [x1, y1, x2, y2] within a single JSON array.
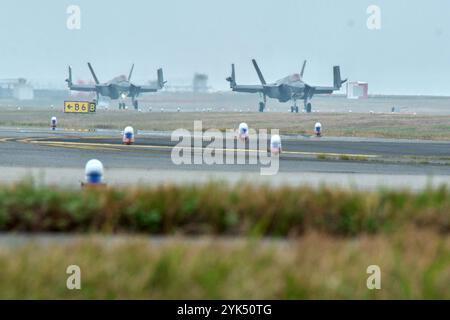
[[1, 180, 450, 236], [0, 230, 449, 299], [1, 180, 450, 299], [3, 107, 450, 140]]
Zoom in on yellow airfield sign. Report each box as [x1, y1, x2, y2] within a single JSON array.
[[64, 101, 96, 113]]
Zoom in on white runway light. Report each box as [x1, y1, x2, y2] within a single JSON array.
[[270, 134, 282, 155], [238, 122, 249, 141], [122, 126, 135, 145], [315, 122, 322, 137], [84, 159, 104, 185], [51, 116, 57, 131]]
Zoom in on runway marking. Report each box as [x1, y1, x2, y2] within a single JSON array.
[[36, 142, 122, 151], [29, 140, 174, 149], [16, 136, 62, 143], [17, 138, 37, 143], [282, 150, 378, 158], [63, 128, 96, 132], [82, 136, 118, 140], [25, 139, 379, 158]]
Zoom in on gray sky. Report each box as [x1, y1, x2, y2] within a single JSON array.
[[1, 0, 450, 94]]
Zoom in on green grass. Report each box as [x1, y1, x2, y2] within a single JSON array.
[[0, 230, 449, 299], [1, 180, 450, 299], [1, 180, 450, 236]]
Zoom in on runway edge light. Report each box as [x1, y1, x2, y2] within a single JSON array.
[[315, 122, 322, 137], [238, 122, 249, 141], [123, 126, 135, 145], [270, 134, 282, 155], [51, 116, 57, 131], [82, 159, 105, 188]]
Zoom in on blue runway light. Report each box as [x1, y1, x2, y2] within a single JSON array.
[[51, 116, 57, 131], [122, 126, 135, 145], [84, 159, 104, 185]]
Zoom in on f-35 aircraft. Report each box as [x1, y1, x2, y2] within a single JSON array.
[[226, 59, 346, 113], [66, 63, 165, 109]]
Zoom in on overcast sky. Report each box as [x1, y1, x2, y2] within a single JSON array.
[[1, 0, 450, 94]]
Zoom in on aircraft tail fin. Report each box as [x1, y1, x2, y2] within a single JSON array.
[[252, 59, 266, 85], [87, 62, 100, 84], [333, 66, 347, 89], [300, 60, 307, 78], [65, 66, 73, 86], [157, 68, 166, 89], [128, 64, 135, 81], [226, 64, 236, 88]]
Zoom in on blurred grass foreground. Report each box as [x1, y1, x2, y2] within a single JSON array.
[[0, 180, 449, 299]]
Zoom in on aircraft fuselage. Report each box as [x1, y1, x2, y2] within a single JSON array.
[[263, 80, 307, 102], [98, 79, 135, 100]]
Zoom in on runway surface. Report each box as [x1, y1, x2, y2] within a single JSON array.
[[1, 127, 450, 188]]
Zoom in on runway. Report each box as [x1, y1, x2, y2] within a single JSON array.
[[1, 127, 450, 177]]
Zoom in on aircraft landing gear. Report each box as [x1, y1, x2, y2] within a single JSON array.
[[258, 93, 267, 112], [304, 100, 312, 113], [259, 102, 265, 112], [290, 99, 299, 113], [132, 99, 139, 110]]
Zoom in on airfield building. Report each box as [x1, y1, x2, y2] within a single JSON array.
[[347, 81, 369, 99], [192, 73, 209, 93], [0, 78, 34, 100]]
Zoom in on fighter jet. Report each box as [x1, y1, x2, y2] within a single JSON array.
[[66, 63, 166, 109], [226, 59, 346, 113]]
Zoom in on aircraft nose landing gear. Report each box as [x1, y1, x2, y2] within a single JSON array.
[[290, 99, 299, 113]]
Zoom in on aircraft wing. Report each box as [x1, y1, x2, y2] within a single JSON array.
[[305, 67, 346, 95], [311, 86, 335, 95], [135, 85, 160, 93], [134, 69, 165, 93], [68, 84, 98, 92], [232, 85, 264, 93], [66, 65, 100, 92]]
